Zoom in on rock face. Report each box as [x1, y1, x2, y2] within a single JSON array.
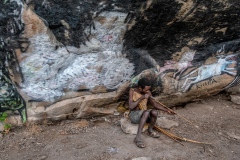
[[1, 0, 240, 123]]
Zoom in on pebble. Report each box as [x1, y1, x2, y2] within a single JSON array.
[[226, 132, 240, 140], [132, 157, 152, 160], [39, 155, 48, 160], [106, 147, 119, 154]]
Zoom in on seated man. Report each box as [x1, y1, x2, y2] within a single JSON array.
[[128, 78, 174, 148]]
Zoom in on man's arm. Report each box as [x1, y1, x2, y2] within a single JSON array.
[[149, 96, 175, 114], [128, 89, 146, 110], [149, 97, 168, 111]]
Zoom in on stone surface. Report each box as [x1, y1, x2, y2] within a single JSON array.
[[5, 115, 23, 127], [226, 86, 240, 95], [120, 117, 148, 135], [27, 92, 120, 122], [230, 95, 240, 105]]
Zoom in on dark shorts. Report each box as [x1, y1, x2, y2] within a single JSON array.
[[129, 110, 152, 124]]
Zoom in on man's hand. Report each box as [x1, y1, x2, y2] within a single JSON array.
[[144, 91, 152, 99], [144, 93, 151, 99]]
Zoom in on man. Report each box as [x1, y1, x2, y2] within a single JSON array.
[[128, 78, 174, 148]]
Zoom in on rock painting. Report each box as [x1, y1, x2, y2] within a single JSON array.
[[130, 51, 239, 95], [180, 54, 238, 92], [20, 11, 134, 102], [156, 51, 195, 79], [0, 0, 27, 122]]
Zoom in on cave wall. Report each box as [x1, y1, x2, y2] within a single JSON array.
[[1, 0, 240, 123], [126, 0, 240, 105]]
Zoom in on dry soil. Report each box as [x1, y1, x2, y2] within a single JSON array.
[[0, 93, 240, 160]]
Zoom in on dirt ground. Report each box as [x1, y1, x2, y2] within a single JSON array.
[[1, 93, 240, 160]]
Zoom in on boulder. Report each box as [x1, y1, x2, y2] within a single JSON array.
[[230, 95, 240, 105], [5, 115, 23, 127], [120, 117, 148, 135], [27, 92, 121, 123], [120, 116, 178, 134]]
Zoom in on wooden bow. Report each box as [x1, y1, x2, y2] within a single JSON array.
[[139, 97, 211, 145]]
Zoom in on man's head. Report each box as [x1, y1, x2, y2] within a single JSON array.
[[138, 78, 151, 93]]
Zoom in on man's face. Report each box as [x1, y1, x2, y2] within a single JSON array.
[[142, 86, 151, 93]]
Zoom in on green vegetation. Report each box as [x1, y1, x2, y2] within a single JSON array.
[[0, 112, 11, 133]]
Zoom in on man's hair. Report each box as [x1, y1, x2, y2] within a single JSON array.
[[138, 78, 151, 89]]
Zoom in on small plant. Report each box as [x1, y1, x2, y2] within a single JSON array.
[[0, 112, 11, 134]]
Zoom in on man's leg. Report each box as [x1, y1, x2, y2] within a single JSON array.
[[135, 110, 150, 144], [148, 109, 158, 134]]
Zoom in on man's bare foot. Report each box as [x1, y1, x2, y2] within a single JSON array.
[[134, 138, 146, 148], [147, 131, 160, 138]]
